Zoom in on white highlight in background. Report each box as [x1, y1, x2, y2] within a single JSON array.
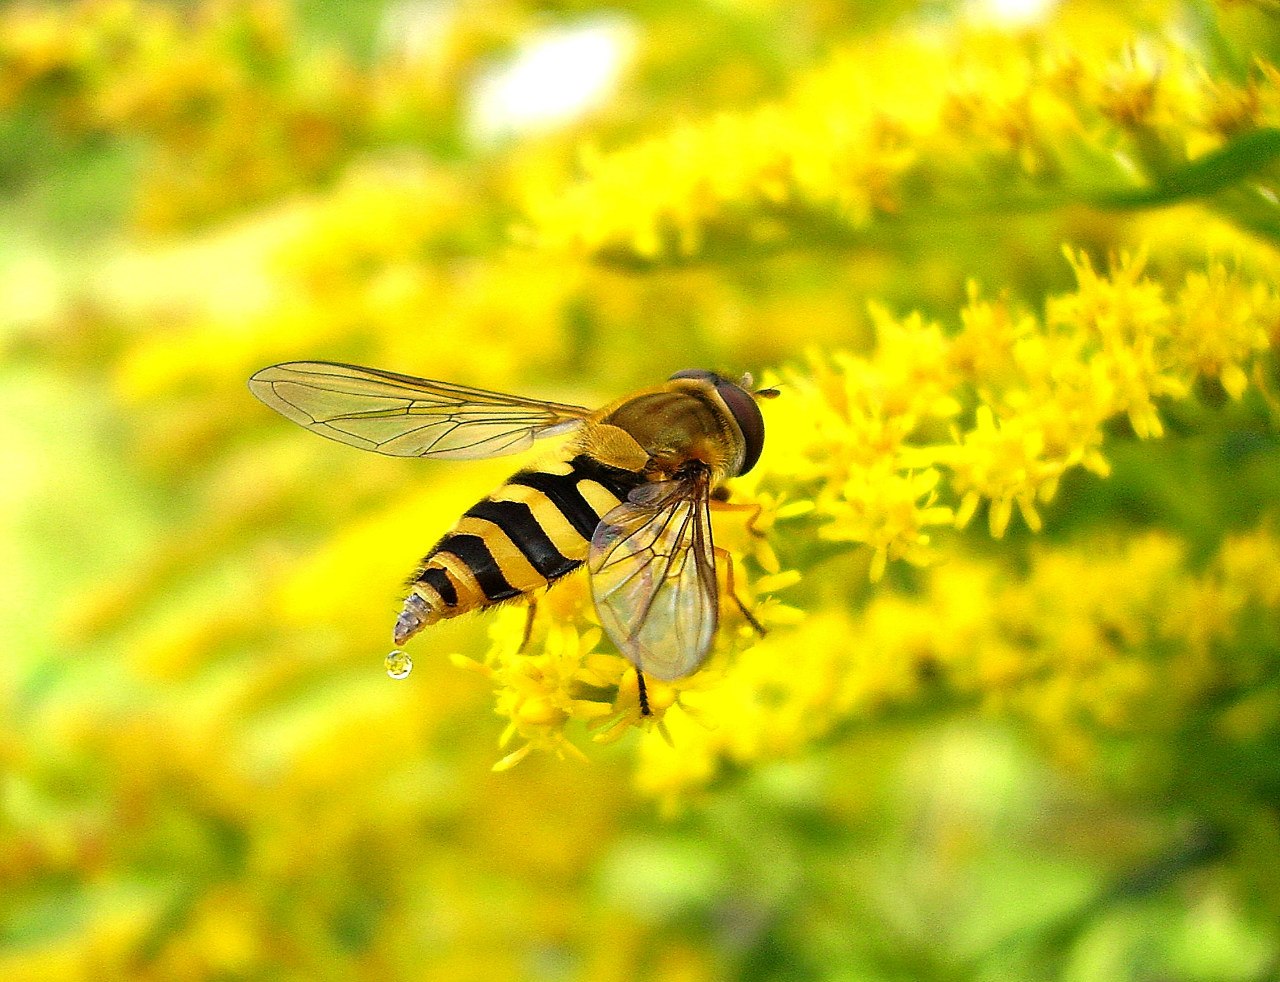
[[967, 0, 1057, 27], [468, 18, 635, 146]]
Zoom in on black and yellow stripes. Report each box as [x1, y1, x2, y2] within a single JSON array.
[[405, 455, 645, 620], [463, 499, 580, 581], [418, 566, 457, 607]]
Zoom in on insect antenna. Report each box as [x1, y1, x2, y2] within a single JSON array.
[[739, 371, 781, 399], [637, 671, 652, 717]]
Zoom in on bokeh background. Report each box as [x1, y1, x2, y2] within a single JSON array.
[[5, 0, 1280, 979]]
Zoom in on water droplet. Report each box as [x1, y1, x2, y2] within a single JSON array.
[[385, 649, 412, 680]]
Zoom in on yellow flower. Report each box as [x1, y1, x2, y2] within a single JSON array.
[[942, 406, 1051, 537], [1171, 261, 1277, 400]]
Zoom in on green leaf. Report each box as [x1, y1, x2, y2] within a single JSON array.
[[1089, 127, 1280, 208]]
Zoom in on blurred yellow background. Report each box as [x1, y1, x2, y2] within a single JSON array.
[[4, 0, 1280, 979]]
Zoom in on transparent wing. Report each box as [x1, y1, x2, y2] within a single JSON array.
[[248, 361, 590, 458], [588, 475, 719, 682]]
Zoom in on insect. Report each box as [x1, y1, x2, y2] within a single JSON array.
[[248, 361, 777, 713]]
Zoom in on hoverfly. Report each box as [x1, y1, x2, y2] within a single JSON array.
[[248, 362, 777, 713]]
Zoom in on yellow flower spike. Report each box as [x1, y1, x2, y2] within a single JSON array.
[[498, 720, 520, 749], [579, 651, 631, 686], [570, 700, 616, 723], [1016, 495, 1043, 534], [611, 665, 645, 711], [1080, 453, 1111, 481], [589, 717, 631, 745], [754, 570, 802, 594], [870, 547, 889, 583], [516, 697, 563, 727], [642, 677, 677, 716], [555, 740, 591, 765], [919, 505, 956, 527], [757, 602, 806, 627], [755, 540, 783, 576], [655, 717, 676, 749], [955, 491, 981, 530], [775, 500, 817, 520], [1128, 404, 1164, 440], [632, 223, 663, 259], [491, 743, 534, 773], [1221, 362, 1249, 401], [589, 668, 675, 743], [448, 653, 493, 678], [989, 496, 1014, 539]]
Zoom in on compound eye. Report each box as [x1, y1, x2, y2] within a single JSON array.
[[714, 381, 766, 475], [668, 368, 717, 383]]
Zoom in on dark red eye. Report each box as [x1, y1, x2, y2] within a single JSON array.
[[714, 380, 765, 475]]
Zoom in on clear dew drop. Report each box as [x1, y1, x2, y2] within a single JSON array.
[[385, 649, 413, 680]]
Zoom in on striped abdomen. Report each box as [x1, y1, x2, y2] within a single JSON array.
[[394, 454, 645, 644]]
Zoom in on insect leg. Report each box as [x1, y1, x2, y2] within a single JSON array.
[[518, 599, 537, 654], [713, 545, 766, 637], [636, 670, 651, 717]]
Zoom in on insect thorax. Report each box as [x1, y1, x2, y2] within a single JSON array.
[[600, 387, 743, 480]]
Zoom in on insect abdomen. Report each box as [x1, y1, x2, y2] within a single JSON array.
[[394, 455, 644, 644]]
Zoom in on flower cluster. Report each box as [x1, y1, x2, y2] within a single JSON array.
[[765, 249, 1277, 570], [451, 518, 806, 773], [0, 0, 525, 231], [9, 0, 1280, 977], [631, 525, 1280, 808], [523, 30, 1280, 264]]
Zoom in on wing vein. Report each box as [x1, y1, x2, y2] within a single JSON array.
[[249, 361, 591, 459], [588, 470, 719, 681]]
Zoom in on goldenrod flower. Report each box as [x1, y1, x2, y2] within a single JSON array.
[[10, 1, 1280, 976]]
